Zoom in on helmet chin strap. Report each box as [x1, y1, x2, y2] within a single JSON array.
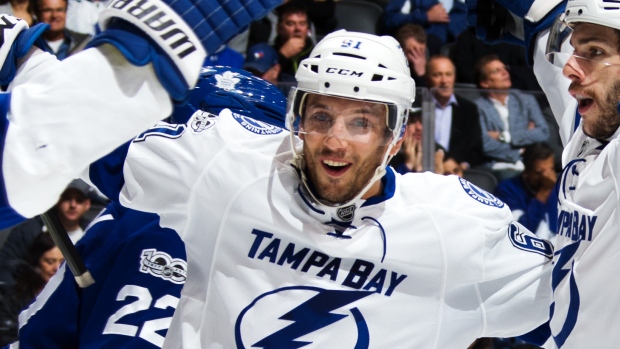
[[290, 133, 397, 212]]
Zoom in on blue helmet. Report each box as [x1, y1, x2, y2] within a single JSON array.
[[169, 66, 287, 129]]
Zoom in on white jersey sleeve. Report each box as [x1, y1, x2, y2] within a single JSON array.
[[532, 28, 578, 146], [2, 44, 171, 221]]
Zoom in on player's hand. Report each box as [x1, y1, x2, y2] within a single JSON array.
[[279, 37, 306, 58], [427, 4, 450, 23]]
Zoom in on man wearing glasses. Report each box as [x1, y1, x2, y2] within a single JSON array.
[[473, 54, 550, 181], [33, 0, 91, 60], [470, 0, 620, 347]]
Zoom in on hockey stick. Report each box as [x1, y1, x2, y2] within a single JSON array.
[[40, 212, 95, 288]]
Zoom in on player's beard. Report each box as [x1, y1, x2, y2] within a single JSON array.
[[302, 142, 387, 205], [571, 80, 620, 140]]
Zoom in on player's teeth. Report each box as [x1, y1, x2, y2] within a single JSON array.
[[324, 160, 347, 167], [576, 94, 588, 101]]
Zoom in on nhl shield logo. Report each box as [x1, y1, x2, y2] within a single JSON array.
[[190, 110, 217, 133], [337, 205, 356, 221]]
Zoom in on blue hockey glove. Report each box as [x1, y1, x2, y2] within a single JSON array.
[[467, 0, 566, 65], [88, 0, 282, 102], [0, 15, 48, 86]]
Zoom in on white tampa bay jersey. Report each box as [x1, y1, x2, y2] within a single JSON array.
[[533, 31, 620, 348], [103, 109, 553, 348]]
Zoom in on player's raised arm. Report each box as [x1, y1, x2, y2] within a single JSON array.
[[0, 0, 282, 229]]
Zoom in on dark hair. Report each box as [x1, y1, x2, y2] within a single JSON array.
[[276, 1, 307, 23], [473, 54, 501, 88], [34, 0, 68, 18], [426, 54, 455, 74], [26, 233, 57, 268], [522, 142, 554, 170], [395, 23, 427, 46]]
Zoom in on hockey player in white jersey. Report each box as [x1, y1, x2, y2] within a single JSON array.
[[23, 30, 552, 348], [7, 67, 288, 349], [468, 0, 620, 347], [0, 0, 281, 229]]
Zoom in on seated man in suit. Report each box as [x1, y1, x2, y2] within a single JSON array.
[[426, 55, 487, 171], [474, 54, 549, 181]]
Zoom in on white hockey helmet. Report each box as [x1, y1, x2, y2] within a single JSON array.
[[546, 0, 620, 66], [286, 29, 415, 144], [287, 30, 415, 208]]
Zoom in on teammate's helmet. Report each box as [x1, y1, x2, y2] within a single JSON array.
[[286, 30, 415, 143], [169, 66, 286, 128], [287, 30, 415, 208], [546, 0, 620, 65], [564, 0, 620, 29]]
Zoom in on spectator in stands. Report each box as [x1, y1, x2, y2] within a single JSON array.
[[246, 0, 336, 51], [494, 142, 558, 243], [244, 43, 281, 85], [273, 1, 314, 83], [394, 23, 428, 87], [0, 0, 34, 25], [426, 54, 487, 170], [473, 54, 549, 181], [389, 107, 446, 174], [33, 0, 91, 60], [0, 179, 92, 287], [382, 0, 467, 55], [441, 155, 463, 177], [0, 233, 62, 347]]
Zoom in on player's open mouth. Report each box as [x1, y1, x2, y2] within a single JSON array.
[[576, 94, 594, 113], [322, 159, 351, 176]]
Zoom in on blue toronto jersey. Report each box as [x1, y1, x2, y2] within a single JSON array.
[[12, 202, 186, 349]]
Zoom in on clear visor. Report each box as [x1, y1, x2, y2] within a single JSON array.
[[546, 13, 574, 68], [288, 88, 398, 145], [545, 14, 620, 72]]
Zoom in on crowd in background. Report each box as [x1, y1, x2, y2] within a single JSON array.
[[0, 0, 563, 348]]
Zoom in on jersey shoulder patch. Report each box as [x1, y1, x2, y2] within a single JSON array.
[[231, 112, 283, 135], [458, 177, 504, 208], [139, 248, 187, 284]]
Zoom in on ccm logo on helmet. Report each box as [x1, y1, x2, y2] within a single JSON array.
[[326, 67, 363, 77], [109, 0, 197, 59]]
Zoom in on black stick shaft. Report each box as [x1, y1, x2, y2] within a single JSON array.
[[40, 212, 94, 287]]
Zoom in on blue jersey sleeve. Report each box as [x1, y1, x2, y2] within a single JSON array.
[[17, 203, 186, 349]]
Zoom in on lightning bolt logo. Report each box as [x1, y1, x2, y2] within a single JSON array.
[[550, 242, 581, 347], [235, 286, 373, 349]]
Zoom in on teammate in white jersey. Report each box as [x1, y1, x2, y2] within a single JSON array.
[[0, 0, 281, 229], [468, 0, 620, 347], [23, 30, 552, 348]]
